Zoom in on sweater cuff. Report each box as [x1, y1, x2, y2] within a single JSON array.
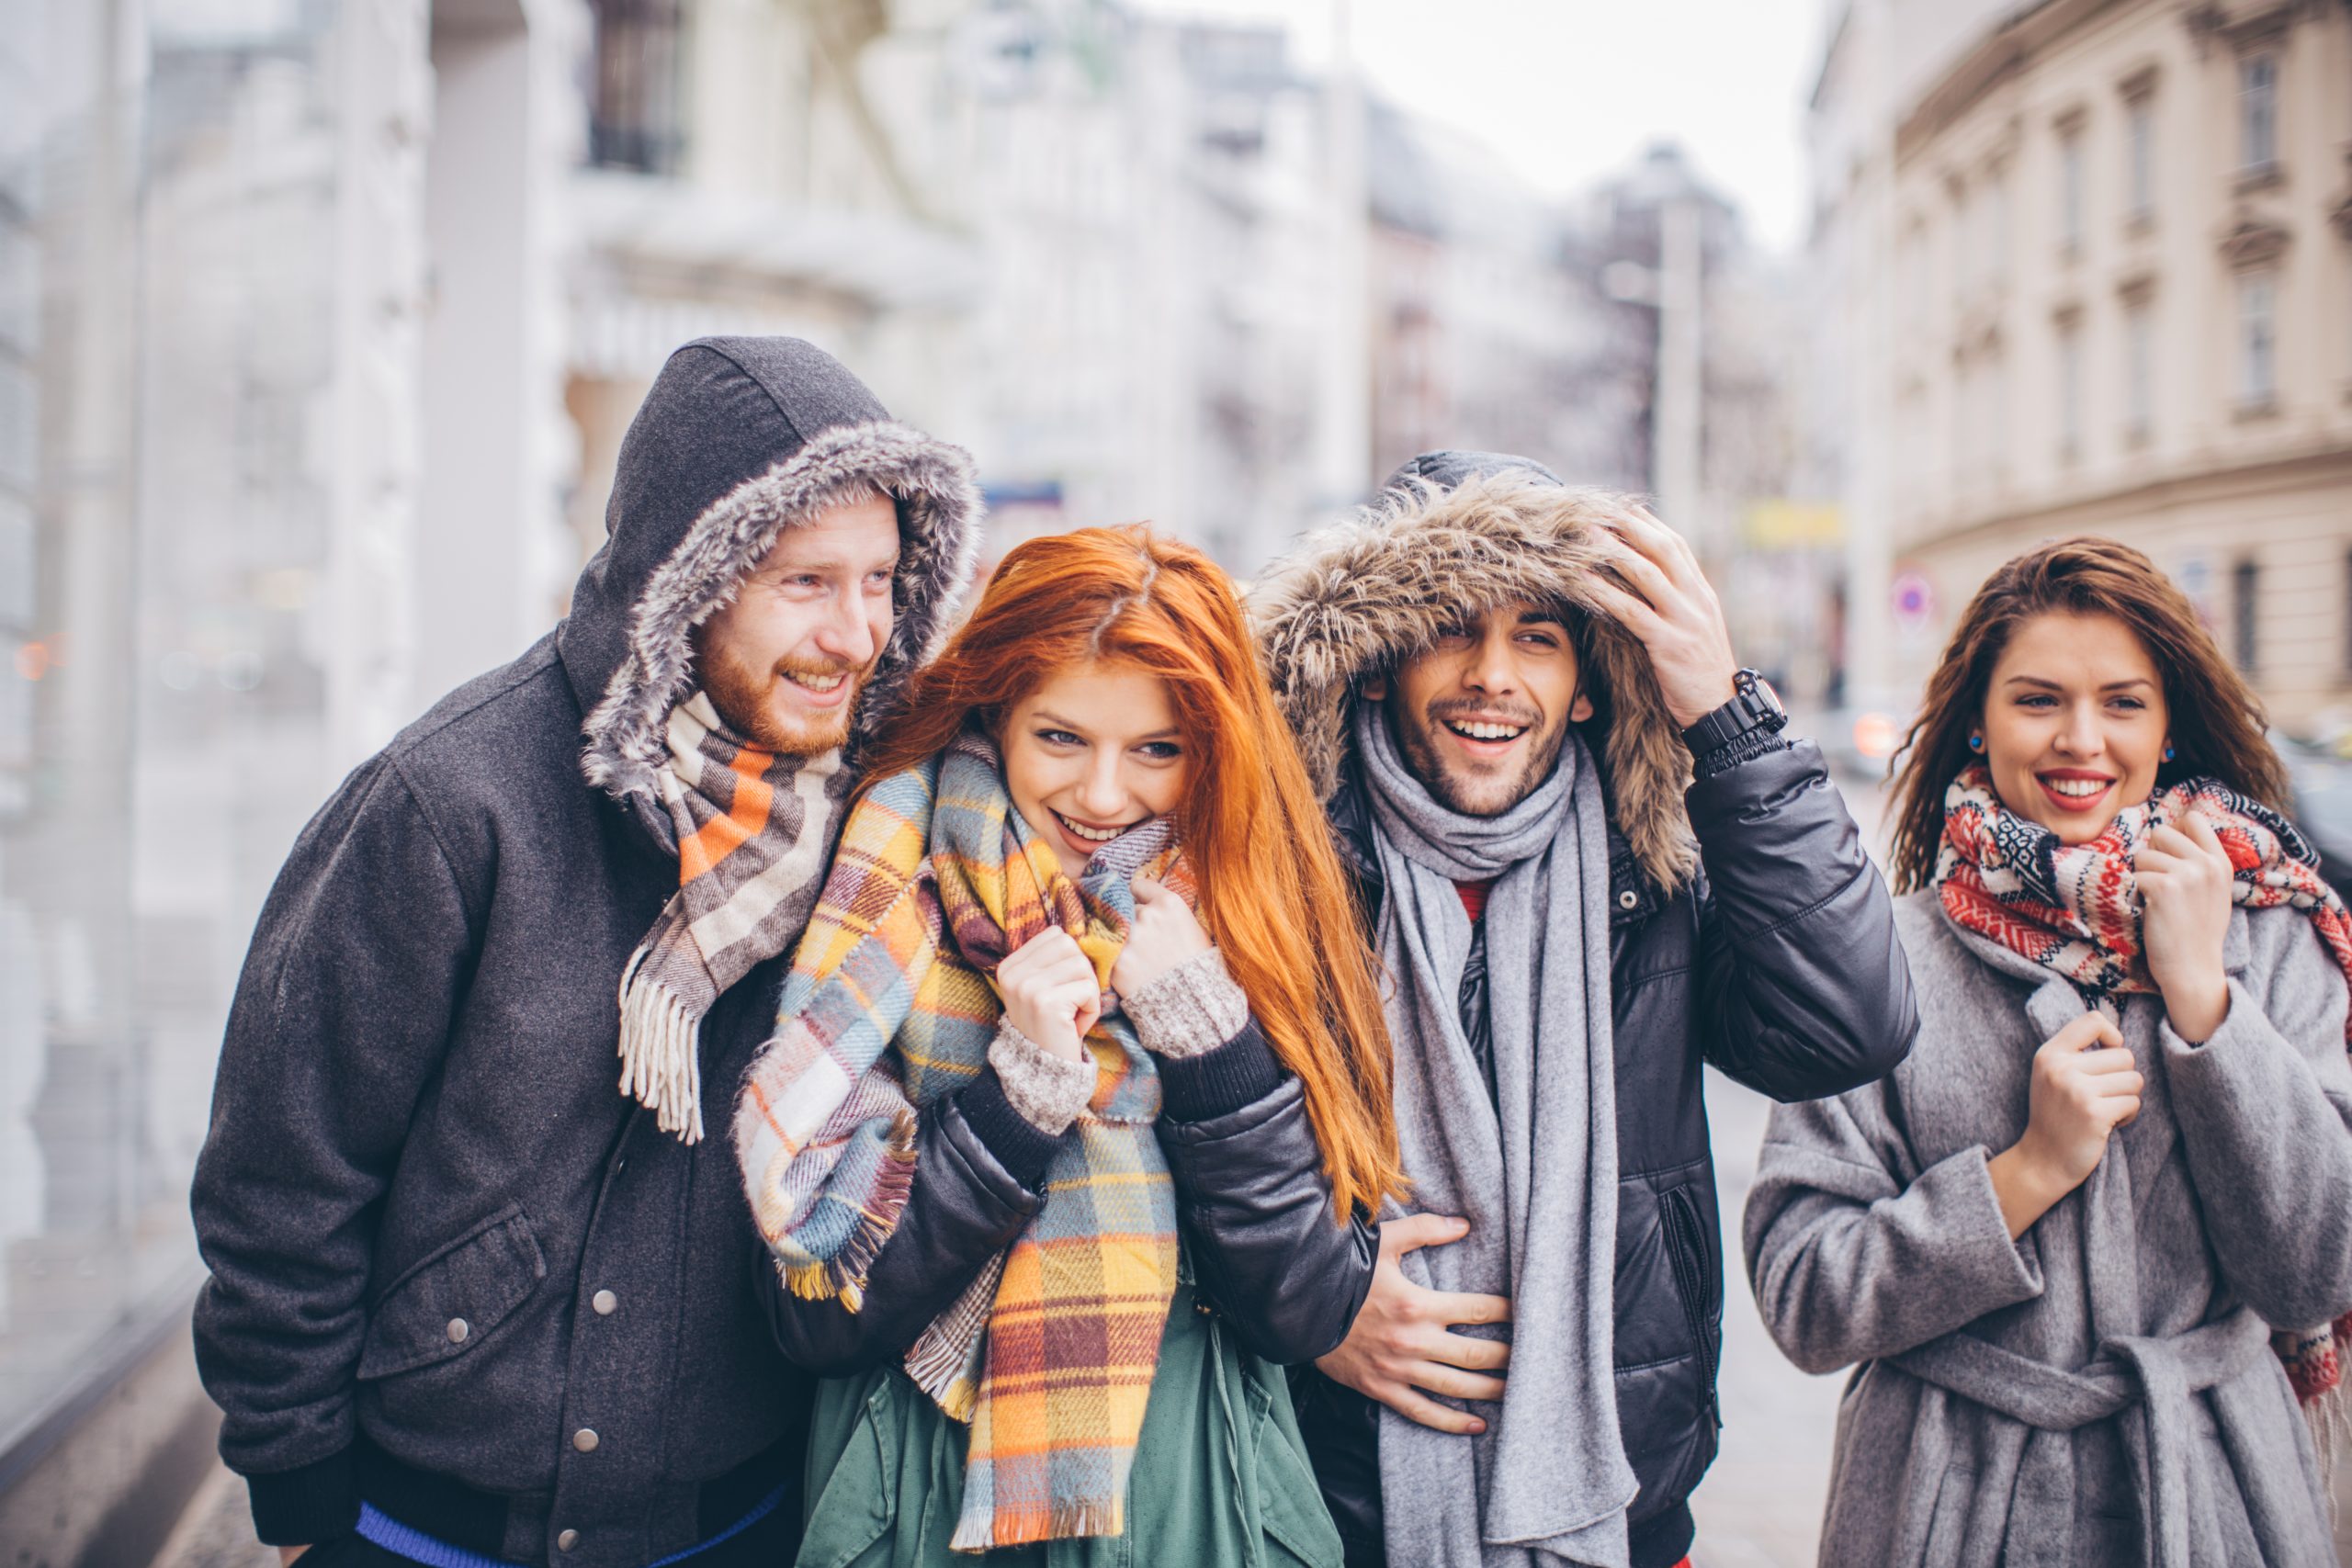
[[1158, 1023, 1285, 1122], [1123, 949, 1250, 1059], [244, 1448, 358, 1547], [957, 1065, 1071, 1190], [985, 1019, 1099, 1134]]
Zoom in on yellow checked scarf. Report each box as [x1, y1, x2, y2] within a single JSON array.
[[735, 730, 1186, 1550]]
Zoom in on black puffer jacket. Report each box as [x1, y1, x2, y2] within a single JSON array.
[[1243, 452, 1919, 1568]]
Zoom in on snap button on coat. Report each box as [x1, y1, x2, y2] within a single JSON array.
[[592, 1290, 616, 1315], [446, 1317, 469, 1344], [572, 1427, 599, 1453], [556, 1531, 579, 1552]]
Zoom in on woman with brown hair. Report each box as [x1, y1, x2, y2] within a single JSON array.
[[734, 525, 1397, 1564], [1746, 536, 2352, 1566]]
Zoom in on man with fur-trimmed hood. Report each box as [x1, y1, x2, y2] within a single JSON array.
[[1247, 452, 1917, 1568], [190, 339, 986, 1568]]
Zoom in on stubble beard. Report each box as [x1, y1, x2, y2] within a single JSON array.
[[1388, 695, 1570, 818], [698, 642, 869, 757]]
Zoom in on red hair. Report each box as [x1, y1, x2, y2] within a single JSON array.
[[866, 525, 1405, 1220]]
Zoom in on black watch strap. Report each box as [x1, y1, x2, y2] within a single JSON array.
[[1681, 669, 1787, 756]]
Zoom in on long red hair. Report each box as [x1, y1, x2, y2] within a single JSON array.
[[865, 525, 1405, 1220]]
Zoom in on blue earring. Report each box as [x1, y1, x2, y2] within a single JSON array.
[[2164, 745, 2176, 762], [1969, 734, 1984, 752]]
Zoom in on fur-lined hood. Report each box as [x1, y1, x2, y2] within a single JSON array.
[[560, 337, 981, 819], [1248, 455, 1698, 890]]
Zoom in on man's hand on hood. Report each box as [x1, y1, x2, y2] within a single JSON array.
[[1584, 504, 1741, 730]]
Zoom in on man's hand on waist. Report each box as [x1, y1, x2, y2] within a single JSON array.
[[1313, 1213, 1510, 1436]]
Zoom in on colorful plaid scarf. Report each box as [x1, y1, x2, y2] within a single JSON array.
[[1934, 762, 2352, 1417], [616, 692, 853, 1143], [735, 729, 1184, 1551]]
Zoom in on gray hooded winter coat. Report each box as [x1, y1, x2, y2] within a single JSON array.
[[1746, 892, 2352, 1566], [189, 339, 991, 1568]]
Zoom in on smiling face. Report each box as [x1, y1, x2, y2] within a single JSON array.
[[1367, 601, 1595, 818], [1979, 609, 2171, 843], [692, 491, 900, 755], [1001, 661, 1191, 882]]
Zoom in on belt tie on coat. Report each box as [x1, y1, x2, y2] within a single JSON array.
[[1890, 1308, 2270, 1568]]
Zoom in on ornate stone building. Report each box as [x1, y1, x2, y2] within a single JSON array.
[[1815, 0, 2352, 728]]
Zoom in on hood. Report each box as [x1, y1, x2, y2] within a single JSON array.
[[1248, 450, 1697, 891], [564, 336, 982, 807]]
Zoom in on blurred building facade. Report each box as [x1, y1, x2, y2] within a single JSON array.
[[0, 0, 580, 1556], [1812, 0, 2352, 730]]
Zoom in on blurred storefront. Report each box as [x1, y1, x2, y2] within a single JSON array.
[[0, 0, 576, 1557]]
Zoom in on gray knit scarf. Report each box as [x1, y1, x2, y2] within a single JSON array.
[[1354, 701, 1635, 1568]]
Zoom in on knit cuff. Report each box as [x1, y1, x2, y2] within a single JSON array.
[[986, 1020, 1098, 1134], [243, 1448, 358, 1547], [956, 1068, 1067, 1190], [1157, 1024, 1286, 1122], [1691, 729, 1792, 781], [1123, 949, 1250, 1059]]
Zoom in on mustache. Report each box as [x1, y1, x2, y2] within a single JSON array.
[[772, 655, 871, 681], [1426, 697, 1543, 728]]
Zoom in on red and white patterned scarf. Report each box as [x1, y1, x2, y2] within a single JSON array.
[[1934, 762, 2352, 1414]]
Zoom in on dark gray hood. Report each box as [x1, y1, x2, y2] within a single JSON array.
[[561, 336, 981, 807]]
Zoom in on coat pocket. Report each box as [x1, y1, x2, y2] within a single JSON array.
[[1657, 1184, 1723, 1436], [356, 1204, 546, 1380]]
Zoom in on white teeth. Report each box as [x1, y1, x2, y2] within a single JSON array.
[[1056, 813, 1126, 842], [2043, 776, 2109, 797], [789, 672, 846, 692], [1449, 721, 1525, 741]]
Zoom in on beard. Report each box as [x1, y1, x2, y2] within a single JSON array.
[[1386, 692, 1572, 818], [697, 642, 871, 756]]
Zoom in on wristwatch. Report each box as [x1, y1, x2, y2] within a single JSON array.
[[1680, 668, 1788, 756]]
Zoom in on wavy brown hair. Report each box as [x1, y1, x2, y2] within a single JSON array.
[[1886, 536, 2286, 894], [864, 525, 1406, 1219]]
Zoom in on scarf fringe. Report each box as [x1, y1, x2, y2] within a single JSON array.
[[948, 1500, 1126, 1553], [616, 946, 706, 1145], [777, 1138, 917, 1313], [2305, 1359, 2352, 1528]]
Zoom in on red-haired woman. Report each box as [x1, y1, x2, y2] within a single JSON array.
[[1746, 537, 2352, 1565], [734, 525, 1397, 1563]]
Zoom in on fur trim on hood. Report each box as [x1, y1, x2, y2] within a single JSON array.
[[1249, 469, 1698, 890]]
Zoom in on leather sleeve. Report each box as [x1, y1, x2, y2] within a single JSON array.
[[1686, 739, 1919, 1100], [1156, 1023, 1379, 1365], [762, 1067, 1066, 1374]]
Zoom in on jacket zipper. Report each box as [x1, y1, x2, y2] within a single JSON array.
[[1659, 1186, 1723, 1436]]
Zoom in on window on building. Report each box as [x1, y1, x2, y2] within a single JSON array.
[[2240, 53, 2278, 173], [2058, 322, 2083, 462], [2059, 130, 2086, 254], [2126, 96, 2154, 221], [2124, 299, 2154, 444], [2233, 557, 2260, 672], [588, 0, 685, 175], [2238, 271, 2278, 410]]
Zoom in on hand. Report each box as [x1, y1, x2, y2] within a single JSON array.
[[1582, 503, 1741, 729], [1109, 876, 1212, 1000], [279, 1551, 311, 1567], [2137, 810, 2234, 1043], [1986, 1012, 2142, 1237], [1313, 1213, 1511, 1436], [998, 928, 1102, 1065]]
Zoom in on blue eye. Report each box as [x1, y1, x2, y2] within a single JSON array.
[[1038, 728, 1081, 747], [1137, 741, 1183, 761]]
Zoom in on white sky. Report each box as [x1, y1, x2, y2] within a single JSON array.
[[1129, 0, 1834, 254]]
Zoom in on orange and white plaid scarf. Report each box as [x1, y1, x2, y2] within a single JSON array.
[[616, 692, 853, 1143], [737, 731, 1184, 1550]]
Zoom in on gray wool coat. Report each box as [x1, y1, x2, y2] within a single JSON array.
[[1745, 890, 2352, 1568]]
